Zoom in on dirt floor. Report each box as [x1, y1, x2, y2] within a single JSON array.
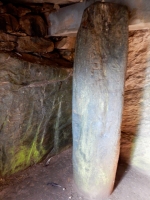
[[0, 148, 150, 200]]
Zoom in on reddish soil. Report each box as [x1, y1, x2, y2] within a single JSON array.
[[0, 148, 149, 200]]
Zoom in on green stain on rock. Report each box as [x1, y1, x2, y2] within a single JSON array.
[[2, 140, 46, 176], [0, 52, 72, 177]]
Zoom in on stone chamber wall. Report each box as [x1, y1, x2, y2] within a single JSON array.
[[0, 2, 74, 177], [121, 29, 150, 175], [0, 1, 150, 177]]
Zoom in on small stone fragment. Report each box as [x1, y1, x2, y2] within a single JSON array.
[[12, 52, 72, 69], [10, 32, 27, 37], [47, 182, 61, 187], [0, 14, 19, 33], [55, 37, 76, 50], [0, 32, 17, 42], [29, 3, 54, 14], [41, 52, 60, 59], [54, 4, 60, 11], [41, 3, 54, 13], [17, 7, 31, 17], [20, 15, 47, 37], [59, 50, 74, 62], [45, 157, 52, 166], [0, 41, 16, 51]]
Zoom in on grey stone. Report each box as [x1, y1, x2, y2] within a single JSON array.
[[73, 2, 128, 199], [0, 52, 73, 177]]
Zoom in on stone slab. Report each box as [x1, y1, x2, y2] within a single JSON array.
[[47, 0, 150, 36], [73, 2, 128, 199], [0, 52, 73, 177]]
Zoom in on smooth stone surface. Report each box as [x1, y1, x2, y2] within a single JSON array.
[[73, 2, 128, 199]]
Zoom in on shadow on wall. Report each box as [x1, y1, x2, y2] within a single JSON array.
[[114, 29, 150, 189], [120, 29, 150, 173]]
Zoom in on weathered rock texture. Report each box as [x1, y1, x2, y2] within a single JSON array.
[[59, 50, 74, 62], [17, 36, 54, 53], [19, 15, 47, 37], [73, 2, 128, 199], [0, 53, 72, 177], [0, 2, 74, 63], [121, 29, 150, 175], [0, 14, 19, 33]]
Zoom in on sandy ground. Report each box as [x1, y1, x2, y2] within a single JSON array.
[[0, 148, 150, 200]]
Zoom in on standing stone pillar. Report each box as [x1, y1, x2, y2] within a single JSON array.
[[73, 2, 128, 199]]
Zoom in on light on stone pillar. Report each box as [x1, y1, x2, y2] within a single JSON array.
[[72, 2, 128, 199]]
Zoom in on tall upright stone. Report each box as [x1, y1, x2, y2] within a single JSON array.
[[72, 2, 128, 199]]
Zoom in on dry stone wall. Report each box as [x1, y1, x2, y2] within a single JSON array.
[[0, 3, 53, 51], [0, 1, 75, 62]]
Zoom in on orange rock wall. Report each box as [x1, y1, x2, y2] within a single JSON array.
[[121, 29, 150, 175]]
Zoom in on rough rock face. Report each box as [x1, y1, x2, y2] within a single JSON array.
[[17, 36, 54, 53], [0, 14, 19, 33], [0, 53, 72, 177], [121, 29, 150, 175], [0, 2, 75, 62], [19, 15, 47, 37]]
